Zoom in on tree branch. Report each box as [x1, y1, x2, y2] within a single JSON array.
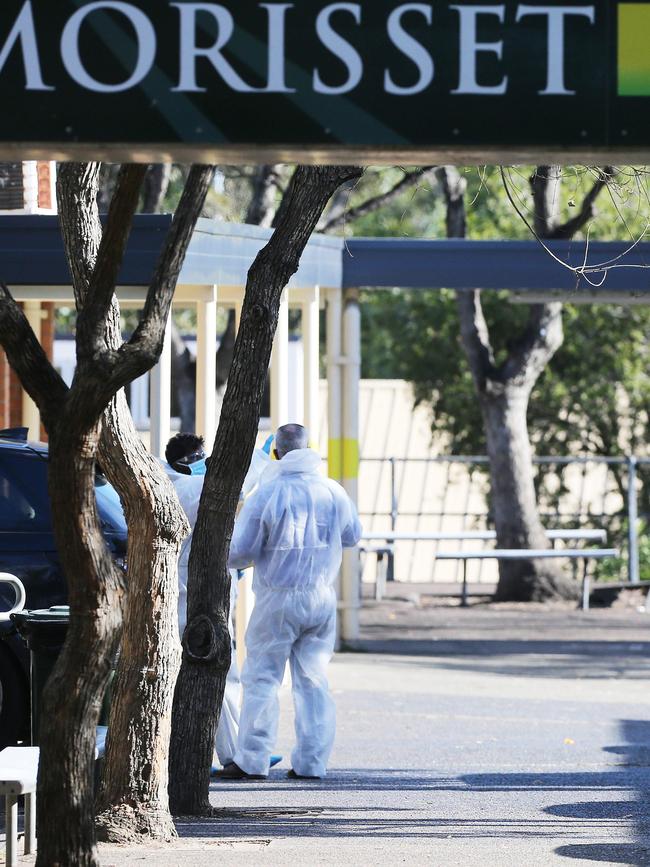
[[111, 165, 216, 389], [455, 289, 497, 392], [437, 167, 494, 390], [75, 164, 147, 363], [0, 284, 68, 430], [549, 167, 615, 239], [501, 302, 564, 387], [436, 166, 467, 238], [319, 166, 436, 232], [529, 166, 562, 237], [245, 165, 282, 227], [56, 162, 102, 300]]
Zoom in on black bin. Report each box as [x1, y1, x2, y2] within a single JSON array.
[[12, 606, 70, 745]]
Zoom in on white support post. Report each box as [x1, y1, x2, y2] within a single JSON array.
[[301, 286, 320, 445], [341, 287, 361, 643], [149, 310, 172, 458], [326, 287, 342, 483], [195, 286, 218, 449], [270, 289, 289, 429], [5, 793, 17, 867], [326, 287, 345, 646], [24, 790, 36, 854], [22, 301, 42, 440]]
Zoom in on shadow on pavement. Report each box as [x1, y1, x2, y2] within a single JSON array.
[[180, 719, 650, 855], [348, 638, 650, 679], [555, 844, 650, 864], [549, 719, 650, 863]]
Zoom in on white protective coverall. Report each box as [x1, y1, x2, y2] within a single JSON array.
[[228, 448, 362, 778], [166, 447, 271, 766]]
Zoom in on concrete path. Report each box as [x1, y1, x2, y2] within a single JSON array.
[[16, 599, 650, 866]]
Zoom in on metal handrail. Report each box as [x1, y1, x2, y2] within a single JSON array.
[[0, 573, 26, 622]]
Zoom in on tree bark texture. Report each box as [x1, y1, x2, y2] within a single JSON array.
[[169, 165, 363, 816], [57, 163, 191, 843], [94, 387, 187, 842], [39, 421, 127, 866], [0, 162, 214, 865]]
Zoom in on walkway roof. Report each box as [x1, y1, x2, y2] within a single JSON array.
[[1, 215, 648, 297]]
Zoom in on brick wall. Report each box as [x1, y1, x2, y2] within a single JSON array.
[[37, 162, 53, 210]]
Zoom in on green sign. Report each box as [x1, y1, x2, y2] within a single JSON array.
[[0, 1, 647, 157]]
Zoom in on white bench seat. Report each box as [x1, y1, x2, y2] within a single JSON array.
[[0, 746, 39, 867]]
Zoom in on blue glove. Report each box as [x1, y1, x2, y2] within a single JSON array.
[[262, 434, 274, 455]]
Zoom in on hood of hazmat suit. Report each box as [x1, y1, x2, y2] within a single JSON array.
[[228, 448, 362, 592]]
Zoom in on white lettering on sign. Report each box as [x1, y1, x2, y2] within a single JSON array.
[[61, 1, 156, 93], [451, 4, 507, 95], [172, 3, 260, 92], [0, 1, 52, 91], [313, 3, 363, 95], [262, 3, 295, 92], [0, 1, 598, 99], [385, 4, 434, 96], [516, 5, 595, 95]]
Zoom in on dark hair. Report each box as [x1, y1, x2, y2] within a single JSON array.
[[275, 423, 308, 458], [165, 432, 204, 466]]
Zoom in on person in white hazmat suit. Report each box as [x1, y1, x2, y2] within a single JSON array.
[[164, 432, 276, 770], [219, 423, 362, 781]]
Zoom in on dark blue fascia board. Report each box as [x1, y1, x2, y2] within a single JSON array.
[[0, 214, 172, 286], [342, 238, 650, 293], [3, 216, 650, 295], [0, 215, 344, 290]]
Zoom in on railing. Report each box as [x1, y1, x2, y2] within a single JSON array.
[[358, 455, 650, 585]]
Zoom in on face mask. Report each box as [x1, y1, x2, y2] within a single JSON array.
[[188, 457, 207, 476]]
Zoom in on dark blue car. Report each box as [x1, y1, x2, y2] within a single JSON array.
[[0, 429, 127, 746]]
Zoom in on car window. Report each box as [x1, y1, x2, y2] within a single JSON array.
[[0, 452, 52, 531], [0, 451, 127, 537], [95, 477, 127, 534]]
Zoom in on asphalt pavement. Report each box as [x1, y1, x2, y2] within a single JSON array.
[[14, 594, 650, 866]]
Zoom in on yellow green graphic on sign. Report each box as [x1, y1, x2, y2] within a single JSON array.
[[618, 3, 650, 95]]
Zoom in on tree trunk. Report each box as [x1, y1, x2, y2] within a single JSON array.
[[94, 383, 187, 842], [169, 165, 363, 816], [57, 161, 206, 841], [36, 421, 126, 867], [142, 164, 172, 214], [482, 388, 577, 601], [440, 165, 586, 602]]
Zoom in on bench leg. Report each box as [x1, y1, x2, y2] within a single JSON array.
[[24, 791, 36, 854], [376, 553, 387, 601], [581, 559, 590, 611], [5, 793, 18, 867], [461, 560, 468, 608]]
